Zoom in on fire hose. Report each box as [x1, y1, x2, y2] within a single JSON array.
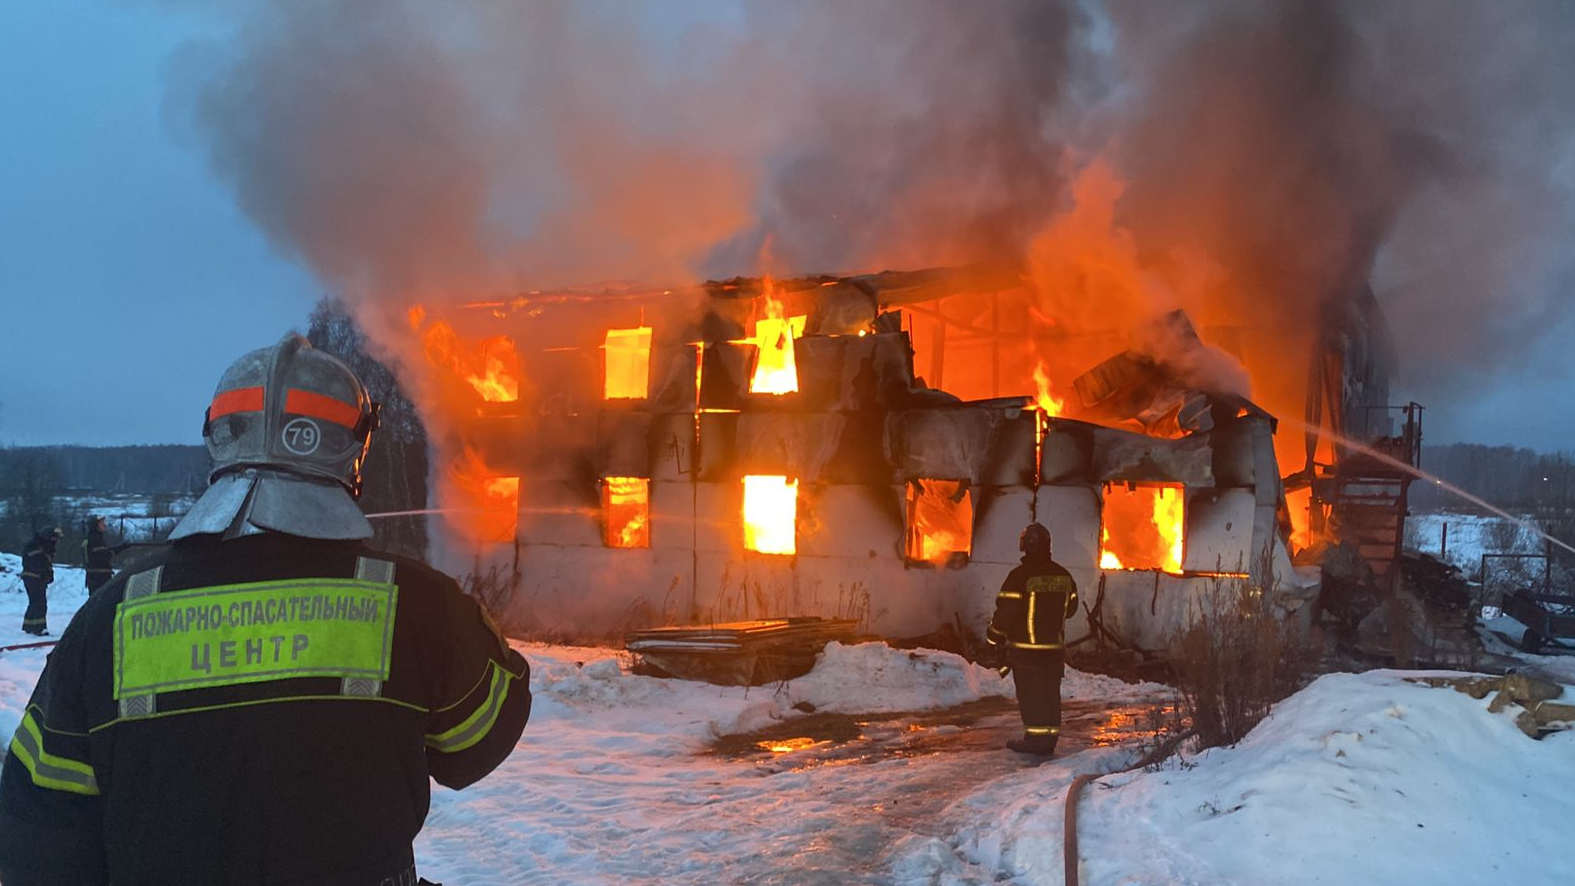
[[0, 640, 58, 654], [1062, 726, 1195, 886]]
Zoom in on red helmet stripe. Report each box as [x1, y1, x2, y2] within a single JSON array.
[[209, 386, 265, 420], [285, 388, 362, 429]]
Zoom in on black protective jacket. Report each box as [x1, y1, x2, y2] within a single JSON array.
[[986, 554, 1079, 655], [84, 526, 119, 586], [21, 534, 55, 584], [0, 533, 531, 886]]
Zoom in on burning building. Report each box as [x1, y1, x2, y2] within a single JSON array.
[[411, 265, 1317, 652]]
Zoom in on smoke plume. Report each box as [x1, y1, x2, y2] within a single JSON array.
[[168, 0, 1575, 426]]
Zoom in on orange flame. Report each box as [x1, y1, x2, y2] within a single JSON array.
[[1154, 485, 1184, 573], [742, 475, 797, 555], [604, 327, 653, 400], [603, 476, 651, 548], [420, 319, 521, 404], [1032, 363, 1065, 417], [480, 477, 521, 544], [1099, 525, 1124, 570], [1100, 483, 1184, 574], [745, 281, 805, 395], [906, 479, 973, 564], [439, 448, 519, 544]]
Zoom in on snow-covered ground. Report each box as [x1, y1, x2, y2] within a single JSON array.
[[1479, 613, 1575, 685], [1406, 510, 1546, 579], [920, 670, 1575, 885], [1, 492, 195, 546], [0, 552, 88, 647], [2, 579, 1573, 885]]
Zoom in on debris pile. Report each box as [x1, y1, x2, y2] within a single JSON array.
[[1355, 552, 1490, 668], [1409, 673, 1575, 737], [626, 618, 861, 686]]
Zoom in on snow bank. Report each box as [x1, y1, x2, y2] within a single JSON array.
[[929, 670, 1575, 885], [525, 641, 1029, 744], [527, 639, 1167, 742]]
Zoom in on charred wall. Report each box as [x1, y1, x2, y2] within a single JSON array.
[[432, 299, 1300, 649]]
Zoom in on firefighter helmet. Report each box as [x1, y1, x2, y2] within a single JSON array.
[[171, 334, 382, 541], [1019, 522, 1052, 557]]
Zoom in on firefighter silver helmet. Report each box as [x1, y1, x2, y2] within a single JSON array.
[[171, 334, 382, 541], [1019, 522, 1052, 557]]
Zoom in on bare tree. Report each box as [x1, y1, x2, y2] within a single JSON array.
[[0, 449, 64, 550], [305, 298, 430, 558]]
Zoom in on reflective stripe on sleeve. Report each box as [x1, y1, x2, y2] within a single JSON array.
[[9, 710, 99, 796], [995, 591, 1022, 600], [425, 661, 517, 754]]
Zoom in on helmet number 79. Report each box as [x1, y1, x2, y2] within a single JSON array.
[[282, 418, 322, 456]]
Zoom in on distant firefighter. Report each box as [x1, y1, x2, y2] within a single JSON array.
[[82, 515, 126, 593], [18, 527, 62, 636], [0, 334, 531, 886], [987, 522, 1079, 756]]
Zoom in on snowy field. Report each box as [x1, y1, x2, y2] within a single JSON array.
[[3, 568, 1574, 884], [1, 492, 195, 547], [1406, 510, 1547, 579]]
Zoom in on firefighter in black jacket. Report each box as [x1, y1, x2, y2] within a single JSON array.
[[0, 334, 532, 886], [987, 522, 1078, 756], [82, 515, 124, 593], [19, 527, 62, 636]]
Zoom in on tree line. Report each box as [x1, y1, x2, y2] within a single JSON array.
[[1410, 443, 1575, 513], [2, 299, 430, 561]]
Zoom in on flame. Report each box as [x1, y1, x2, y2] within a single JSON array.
[[1154, 485, 1184, 573], [906, 479, 973, 564], [420, 319, 521, 404], [440, 448, 519, 543], [480, 477, 520, 544], [604, 327, 653, 400], [1099, 525, 1124, 570], [1100, 483, 1184, 574], [742, 475, 797, 555], [603, 476, 651, 548], [745, 281, 805, 395], [1285, 486, 1314, 551], [1032, 363, 1065, 417]]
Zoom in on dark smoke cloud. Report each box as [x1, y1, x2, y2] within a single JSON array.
[[705, 0, 1090, 275], [1101, 0, 1575, 397], [168, 0, 1575, 408]]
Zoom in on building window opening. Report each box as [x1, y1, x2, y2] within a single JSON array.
[[603, 476, 651, 548], [742, 475, 798, 555], [1100, 482, 1184, 574], [905, 479, 973, 565], [604, 326, 653, 400], [480, 476, 521, 544]]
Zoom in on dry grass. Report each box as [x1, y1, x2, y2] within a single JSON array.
[[1171, 576, 1321, 750]]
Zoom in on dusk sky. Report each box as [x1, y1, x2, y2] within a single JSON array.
[[3, 0, 1574, 452]]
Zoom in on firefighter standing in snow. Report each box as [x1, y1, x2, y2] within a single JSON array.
[[83, 515, 124, 593], [987, 522, 1078, 756], [0, 334, 531, 886], [19, 527, 62, 636]]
